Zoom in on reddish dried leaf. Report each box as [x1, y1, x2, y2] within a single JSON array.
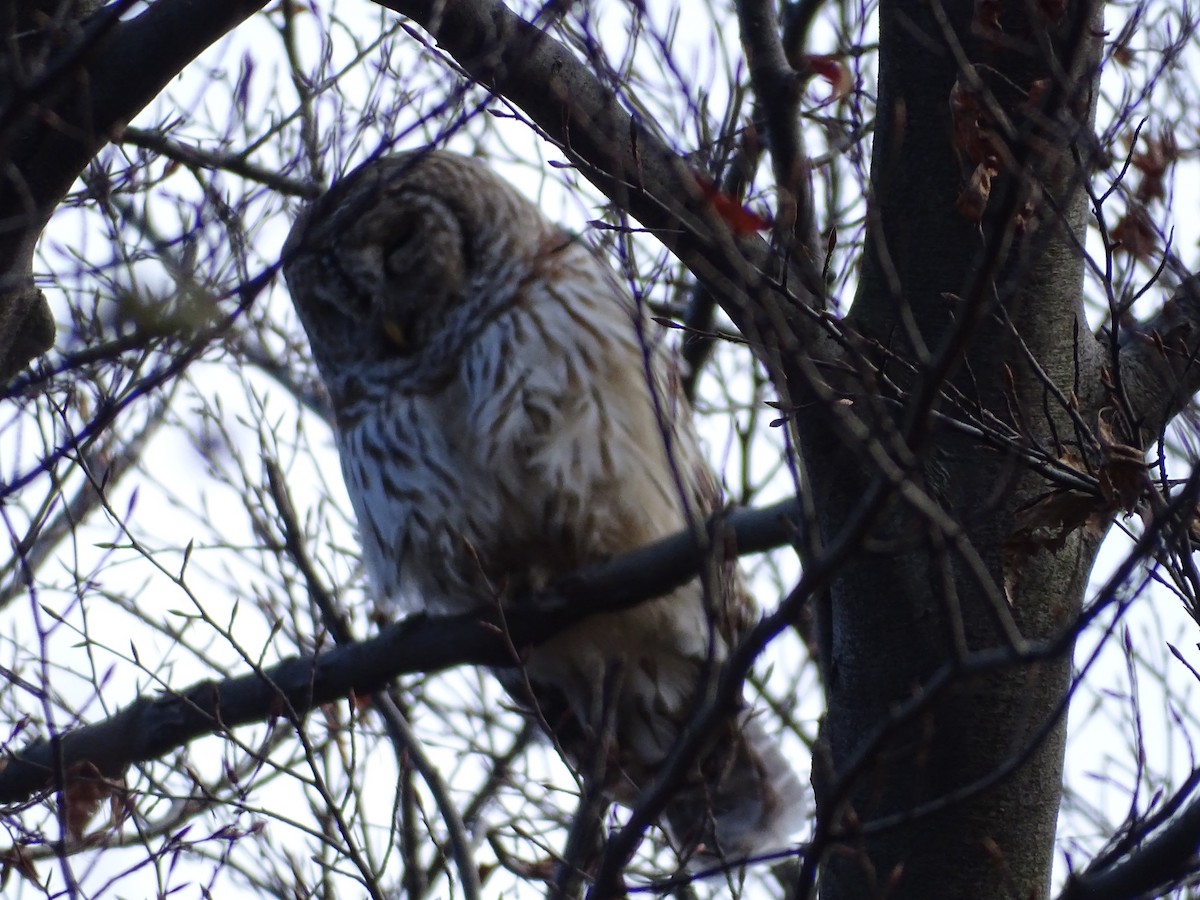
[[1023, 78, 1050, 114], [1013, 186, 1041, 235], [1004, 476, 1111, 603], [1058, 449, 1089, 474], [1005, 415, 1147, 604], [841, 805, 861, 829], [973, 0, 1004, 34], [801, 55, 853, 101], [1136, 172, 1166, 202], [1131, 132, 1179, 202], [982, 835, 1006, 864], [693, 174, 772, 234], [1097, 457, 1146, 511], [950, 77, 1007, 166], [1012, 490, 1099, 552]]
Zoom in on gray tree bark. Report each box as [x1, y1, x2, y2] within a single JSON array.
[[810, 2, 1105, 897]]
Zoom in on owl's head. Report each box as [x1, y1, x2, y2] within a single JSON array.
[[282, 150, 553, 392]]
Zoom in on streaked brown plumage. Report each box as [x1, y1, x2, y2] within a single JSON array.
[[281, 149, 803, 863]]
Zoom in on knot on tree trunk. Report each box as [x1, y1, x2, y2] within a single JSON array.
[[0, 281, 54, 383]]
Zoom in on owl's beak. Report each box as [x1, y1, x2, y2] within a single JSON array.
[[381, 319, 408, 349]]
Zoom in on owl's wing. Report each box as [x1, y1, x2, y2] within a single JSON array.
[[466, 254, 714, 568]]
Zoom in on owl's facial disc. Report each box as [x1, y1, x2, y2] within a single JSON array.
[[350, 195, 469, 355], [284, 156, 485, 375]]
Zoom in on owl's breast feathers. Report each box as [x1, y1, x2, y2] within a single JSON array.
[[342, 234, 711, 613]]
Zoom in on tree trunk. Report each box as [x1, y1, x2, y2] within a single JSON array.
[[810, 2, 1104, 897]]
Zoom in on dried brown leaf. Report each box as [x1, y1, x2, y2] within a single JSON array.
[[1023, 78, 1050, 114], [1004, 489, 1095, 603], [950, 74, 1010, 169], [956, 160, 996, 221], [1005, 414, 1149, 603], [1058, 449, 1089, 474], [1012, 490, 1098, 552], [0, 845, 40, 888], [801, 55, 853, 103], [1004, 468, 1118, 604], [63, 761, 118, 842], [1111, 205, 1157, 260], [1131, 131, 1179, 202], [1096, 411, 1148, 513]]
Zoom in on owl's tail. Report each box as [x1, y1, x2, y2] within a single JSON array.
[[662, 712, 807, 865]]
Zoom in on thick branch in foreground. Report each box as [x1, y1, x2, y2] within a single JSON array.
[[378, 0, 832, 404], [0, 500, 800, 806], [0, 0, 270, 380]]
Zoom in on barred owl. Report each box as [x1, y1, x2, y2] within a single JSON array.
[[282, 150, 803, 863]]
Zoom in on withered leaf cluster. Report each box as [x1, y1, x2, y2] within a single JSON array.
[[1003, 413, 1150, 603]]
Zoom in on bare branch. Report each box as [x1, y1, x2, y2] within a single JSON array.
[[1, 0, 271, 228], [0, 498, 802, 807], [118, 126, 321, 200], [1059, 778, 1200, 900], [735, 0, 822, 273], [265, 461, 480, 900]]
